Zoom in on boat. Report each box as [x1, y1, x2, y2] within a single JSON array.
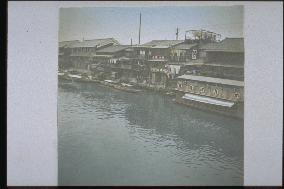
[[166, 91, 175, 96], [68, 74, 82, 79], [121, 83, 133, 87], [113, 85, 142, 93], [100, 80, 118, 87], [100, 80, 142, 93], [58, 72, 72, 81], [174, 91, 243, 119]]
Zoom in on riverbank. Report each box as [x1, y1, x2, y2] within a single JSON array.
[[58, 71, 243, 119], [58, 71, 174, 95]]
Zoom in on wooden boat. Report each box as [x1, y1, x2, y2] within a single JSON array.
[[58, 72, 65, 76], [100, 80, 118, 87], [174, 91, 243, 119], [166, 91, 175, 96], [68, 74, 82, 81], [113, 85, 142, 93], [75, 76, 100, 83], [58, 72, 72, 81], [100, 80, 142, 93]]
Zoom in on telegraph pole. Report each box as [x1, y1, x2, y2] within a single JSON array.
[[138, 13, 141, 45], [176, 27, 179, 40]]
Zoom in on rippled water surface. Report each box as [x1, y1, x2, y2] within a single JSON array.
[[58, 81, 243, 186]]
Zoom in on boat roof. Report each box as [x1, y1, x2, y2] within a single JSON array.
[[177, 74, 244, 87]]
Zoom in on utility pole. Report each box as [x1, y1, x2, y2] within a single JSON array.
[[176, 27, 179, 40], [131, 38, 133, 46], [138, 13, 141, 45]]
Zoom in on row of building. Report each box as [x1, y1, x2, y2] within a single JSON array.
[[59, 30, 244, 119]]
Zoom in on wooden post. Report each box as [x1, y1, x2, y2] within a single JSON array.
[[176, 27, 179, 40], [138, 13, 141, 44]]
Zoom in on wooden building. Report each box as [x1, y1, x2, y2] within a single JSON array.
[[66, 38, 120, 74], [140, 40, 185, 89], [94, 45, 133, 80], [169, 43, 199, 62], [198, 38, 244, 81], [58, 40, 80, 70]]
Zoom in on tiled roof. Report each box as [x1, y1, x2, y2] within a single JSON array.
[[200, 38, 244, 52], [143, 40, 184, 48], [66, 38, 120, 48], [174, 43, 198, 50], [96, 45, 130, 53], [177, 74, 244, 87], [59, 40, 80, 48]]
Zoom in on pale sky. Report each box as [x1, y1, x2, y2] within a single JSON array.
[[59, 6, 243, 45]]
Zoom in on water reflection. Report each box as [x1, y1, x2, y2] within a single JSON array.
[[58, 81, 243, 186]]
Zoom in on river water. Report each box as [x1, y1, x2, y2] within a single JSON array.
[[58, 81, 243, 186]]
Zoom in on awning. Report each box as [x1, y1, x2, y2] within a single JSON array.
[[182, 93, 234, 107]]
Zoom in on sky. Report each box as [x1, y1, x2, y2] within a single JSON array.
[[59, 6, 243, 45]]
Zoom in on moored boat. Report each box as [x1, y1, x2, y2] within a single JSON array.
[[100, 80, 142, 93], [113, 85, 142, 93]]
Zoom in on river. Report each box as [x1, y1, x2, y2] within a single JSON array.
[[58, 81, 243, 186]]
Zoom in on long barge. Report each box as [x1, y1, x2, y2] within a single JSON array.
[[174, 74, 244, 119]]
